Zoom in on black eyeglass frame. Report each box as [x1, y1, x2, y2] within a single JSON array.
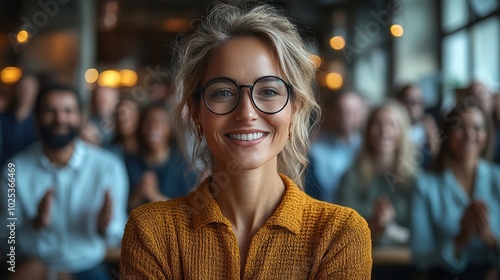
[[198, 75, 293, 115]]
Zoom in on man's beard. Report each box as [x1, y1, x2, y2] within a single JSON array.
[[39, 123, 80, 149]]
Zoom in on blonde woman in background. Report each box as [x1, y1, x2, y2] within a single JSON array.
[[120, 3, 371, 279], [337, 100, 418, 247]]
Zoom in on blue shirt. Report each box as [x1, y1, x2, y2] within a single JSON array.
[[0, 110, 39, 167], [126, 147, 198, 200], [411, 160, 500, 273], [305, 132, 361, 203], [0, 139, 129, 272]]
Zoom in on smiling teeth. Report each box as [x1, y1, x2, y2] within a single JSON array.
[[229, 132, 265, 141]]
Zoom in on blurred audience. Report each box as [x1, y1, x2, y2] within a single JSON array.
[[126, 102, 198, 211], [80, 120, 102, 146], [0, 73, 40, 167], [89, 86, 120, 146], [456, 82, 494, 115], [457, 82, 499, 167], [395, 84, 439, 168], [107, 98, 140, 158], [305, 90, 366, 203], [149, 81, 173, 103], [0, 83, 128, 280], [337, 100, 417, 247], [411, 103, 499, 279]]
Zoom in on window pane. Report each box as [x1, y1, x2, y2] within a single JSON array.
[[472, 17, 500, 91], [354, 48, 388, 104], [470, 0, 499, 18], [442, 0, 469, 32], [442, 30, 470, 106]]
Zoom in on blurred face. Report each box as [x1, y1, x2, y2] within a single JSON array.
[[448, 109, 487, 161], [469, 83, 492, 114], [401, 87, 424, 124], [333, 94, 364, 136], [141, 108, 171, 151], [198, 36, 292, 171], [92, 87, 119, 117], [368, 109, 401, 155], [115, 100, 139, 137], [38, 91, 81, 149], [14, 75, 38, 107]]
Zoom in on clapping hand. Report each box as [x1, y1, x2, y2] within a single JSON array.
[[97, 189, 113, 236], [369, 195, 395, 240], [33, 189, 54, 230], [455, 201, 498, 255]]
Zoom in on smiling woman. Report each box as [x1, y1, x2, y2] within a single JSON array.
[[411, 103, 500, 278], [120, 2, 372, 279]]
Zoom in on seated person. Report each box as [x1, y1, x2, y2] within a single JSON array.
[[106, 98, 140, 158], [337, 100, 417, 247], [0, 73, 40, 167], [126, 102, 198, 211], [305, 90, 366, 203], [395, 84, 439, 168], [0, 84, 128, 280], [89, 86, 120, 146], [411, 103, 500, 279]]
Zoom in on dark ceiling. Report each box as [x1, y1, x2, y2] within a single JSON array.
[[1, 0, 361, 70]]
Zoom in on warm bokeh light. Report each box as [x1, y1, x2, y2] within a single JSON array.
[[120, 69, 138, 87], [98, 70, 121, 87], [16, 30, 29, 44], [325, 72, 343, 90], [390, 24, 404, 37], [0, 67, 23, 85], [310, 54, 322, 69], [329, 36, 345, 50], [162, 18, 191, 32], [85, 68, 99, 84]]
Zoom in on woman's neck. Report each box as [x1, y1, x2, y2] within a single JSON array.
[[449, 157, 478, 196], [211, 160, 285, 234], [144, 145, 170, 166], [373, 152, 396, 172], [120, 135, 138, 154]]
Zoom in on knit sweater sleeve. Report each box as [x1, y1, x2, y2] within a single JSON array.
[[120, 206, 171, 279], [315, 209, 372, 279]]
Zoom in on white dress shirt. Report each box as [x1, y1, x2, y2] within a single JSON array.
[[0, 139, 128, 272]]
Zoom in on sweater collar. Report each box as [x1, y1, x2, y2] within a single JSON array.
[[187, 174, 306, 235]]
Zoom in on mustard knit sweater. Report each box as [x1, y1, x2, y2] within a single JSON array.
[[120, 174, 372, 279]]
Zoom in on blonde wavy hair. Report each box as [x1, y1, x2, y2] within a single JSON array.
[[172, 2, 320, 189], [357, 100, 417, 187]]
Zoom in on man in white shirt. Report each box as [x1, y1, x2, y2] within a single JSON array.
[[0, 84, 128, 280]]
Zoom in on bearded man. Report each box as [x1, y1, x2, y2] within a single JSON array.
[[0, 83, 128, 280]]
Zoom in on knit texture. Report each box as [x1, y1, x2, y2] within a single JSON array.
[[120, 174, 372, 279]]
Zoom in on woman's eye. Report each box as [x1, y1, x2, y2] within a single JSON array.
[[211, 90, 236, 99], [256, 89, 279, 98]]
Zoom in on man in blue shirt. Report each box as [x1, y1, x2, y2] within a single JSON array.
[[0, 84, 128, 279], [305, 91, 365, 203]]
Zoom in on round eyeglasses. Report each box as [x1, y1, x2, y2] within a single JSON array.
[[199, 76, 292, 115]]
